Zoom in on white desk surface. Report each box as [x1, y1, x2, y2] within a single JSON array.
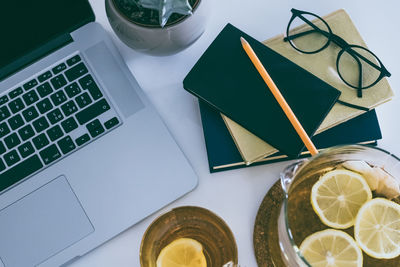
[[75, 1, 400, 266]]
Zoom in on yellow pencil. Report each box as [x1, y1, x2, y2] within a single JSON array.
[[240, 37, 318, 156]]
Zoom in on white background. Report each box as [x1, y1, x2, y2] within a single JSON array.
[[73, 0, 400, 266]]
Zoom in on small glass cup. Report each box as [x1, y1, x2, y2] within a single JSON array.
[[140, 206, 238, 267], [277, 145, 400, 266]]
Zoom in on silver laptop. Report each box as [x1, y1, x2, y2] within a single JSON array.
[[0, 1, 198, 266]]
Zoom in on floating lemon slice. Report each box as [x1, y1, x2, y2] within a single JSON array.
[[156, 238, 207, 267], [354, 198, 400, 259], [300, 229, 363, 267], [311, 169, 372, 229]]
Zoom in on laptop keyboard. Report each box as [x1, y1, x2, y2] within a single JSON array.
[[0, 54, 121, 192]]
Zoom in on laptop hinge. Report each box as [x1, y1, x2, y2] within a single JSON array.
[[0, 33, 73, 82]]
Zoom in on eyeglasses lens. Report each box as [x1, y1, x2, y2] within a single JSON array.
[[337, 47, 382, 89], [288, 14, 330, 53]]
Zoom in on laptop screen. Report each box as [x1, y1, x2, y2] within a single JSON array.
[[0, 0, 93, 73]]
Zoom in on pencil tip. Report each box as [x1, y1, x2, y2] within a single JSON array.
[[240, 37, 247, 46]]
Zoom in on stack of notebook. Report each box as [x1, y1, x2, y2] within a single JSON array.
[[183, 10, 393, 172]]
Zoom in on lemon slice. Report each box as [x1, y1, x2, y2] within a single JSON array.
[[354, 198, 400, 259], [311, 169, 372, 229], [300, 229, 363, 267], [156, 238, 207, 267]]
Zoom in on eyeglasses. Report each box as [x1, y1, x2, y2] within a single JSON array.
[[284, 8, 391, 99]]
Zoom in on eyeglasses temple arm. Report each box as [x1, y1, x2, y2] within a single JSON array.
[[346, 49, 386, 75], [355, 55, 363, 97], [284, 29, 319, 42], [284, 12, 331, 41], [337, 100, 369, 111], [339, 49, 364, 97]]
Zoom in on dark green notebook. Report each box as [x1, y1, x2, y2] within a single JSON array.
[[184, 24, 341, 157]]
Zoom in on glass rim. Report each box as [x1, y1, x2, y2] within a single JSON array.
[[281, 144, 400, 266]]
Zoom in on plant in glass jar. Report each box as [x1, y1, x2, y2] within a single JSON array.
[[106, 0, 208, 55]]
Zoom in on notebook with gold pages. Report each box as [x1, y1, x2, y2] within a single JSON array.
[[223, 8, 393, 164], [222, 115, 278, 165], [200, 101, 381, 172]]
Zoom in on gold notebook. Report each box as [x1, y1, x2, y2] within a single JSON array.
[[223, 9, 393, 164]]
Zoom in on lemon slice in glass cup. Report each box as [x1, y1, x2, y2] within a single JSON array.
[[300, 229, 363, 267], [311, 169, 372, 229], [156, 238, 207, 267], [354, 198, 400, 259], [140, 206, 238, 267]]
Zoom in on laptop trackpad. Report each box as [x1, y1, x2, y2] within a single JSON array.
[[0, 176, 94, 267]]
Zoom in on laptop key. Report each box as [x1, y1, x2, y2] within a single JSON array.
[[8, 98, 25, 113], [9, 87, 23, 99], [4, 133, 21, 149], [75, 134, 90, 146], [76, 99, 110, 125], [87, 83, 102, 100], [75, 92, 92, 108], [4, 150, 21, 167], [0, 155, 43, 192], [47, 108, 64, 124], [50, 91, 67, 106], [61, 100, 78, 117], [47, 125, 64, 141], [22, 106, 39, 122], [32, 133, 49, 150], [78, 74, 95, 89], [50, 74, 67, 89], [36, 82, 53, 97], [0, 141, 6, 155], [36, 98, 53, 114], [0, 158, 5, 172], [38, 71, 52, 83], [65, 62, 88, 82], [18, 124, 35, 141], [0, 105, 11, 121], [104, 117, 119, 130], [32, 117, 50, 133], [18, 141, 35, 158], [61, 117, 78, 133], [52, 63, 67, 74], [8, 114, 24, 130], [79, 75, 103, 100], [58, 136, 76, 154], [0, 122, 10, 138], [23, 79, 38, 91], [65, 82, 81, 98], [22, 90, 39, 106], [86, 119, 105, 138], [0, 95, 9, 105], [67, 55, 81, 66], [39, 144, 61, 165]]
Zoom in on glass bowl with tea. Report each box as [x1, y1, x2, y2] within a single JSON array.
[[278, 145, 400, 267]]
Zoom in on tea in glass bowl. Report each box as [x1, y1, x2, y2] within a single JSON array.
[[278, 145, 400, 266]]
